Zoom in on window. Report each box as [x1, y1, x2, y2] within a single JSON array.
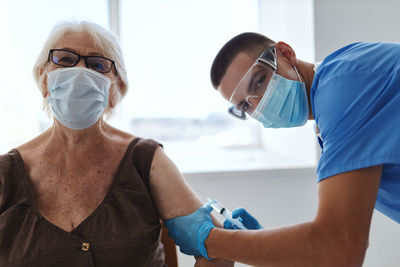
[[116, 0, 317, 172], [0, 0, 317, 173]]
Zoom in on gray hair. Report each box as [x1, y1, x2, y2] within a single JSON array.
[[32, 20, 128, 117]]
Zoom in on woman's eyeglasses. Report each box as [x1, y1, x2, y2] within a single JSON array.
[[48, 49, 118, 75]]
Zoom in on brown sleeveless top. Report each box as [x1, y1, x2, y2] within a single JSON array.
[[0, 138, 166, 267]]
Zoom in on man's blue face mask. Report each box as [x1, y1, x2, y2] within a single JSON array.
[[251, 68, 309, 128], [228, 46, 309, 128]]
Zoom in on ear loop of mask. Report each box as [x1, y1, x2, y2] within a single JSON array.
[[293, 65, 303, 83]]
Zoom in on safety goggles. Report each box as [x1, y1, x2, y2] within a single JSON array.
[[228, 46, 277, 120], [48, 49, 117, 75]]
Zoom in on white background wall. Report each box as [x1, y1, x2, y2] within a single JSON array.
[[314, 0, 400, 60]]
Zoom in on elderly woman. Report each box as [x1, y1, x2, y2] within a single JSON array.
[[0, 21, 232, 267]]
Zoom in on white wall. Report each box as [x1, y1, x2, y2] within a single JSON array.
[[178, 169, 400, 266], [314, 0, 400, 60], [259, 0, 315, 62]]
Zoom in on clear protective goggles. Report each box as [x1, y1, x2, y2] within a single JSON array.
[[228, 46, 277, 120]]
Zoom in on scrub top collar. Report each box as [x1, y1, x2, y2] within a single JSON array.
[[313, 62, 321, 72], [313, 62, 322, 143]]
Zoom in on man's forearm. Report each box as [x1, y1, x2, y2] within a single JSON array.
[[194, 257, 234, 267], [205, 221, 365, 267], [193, 217, 234, 266]]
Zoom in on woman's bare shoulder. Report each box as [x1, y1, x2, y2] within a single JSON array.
[[16, 131, 50, 160], [104, 123, 136, 145]]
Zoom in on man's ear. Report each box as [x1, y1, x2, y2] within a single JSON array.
[[275, 41, 298, 66]]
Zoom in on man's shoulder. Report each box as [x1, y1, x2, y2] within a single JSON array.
[[319, 42, 400, 75], [312, 42, 400, 108]]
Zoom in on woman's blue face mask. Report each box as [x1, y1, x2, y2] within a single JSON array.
[[47, 67, 111, 130]]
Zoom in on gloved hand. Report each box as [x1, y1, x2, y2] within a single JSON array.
[[164, 202, 215, 260], [223, 207, 263, 230]]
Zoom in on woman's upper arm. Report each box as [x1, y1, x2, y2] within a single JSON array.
[[149, 147, 234, 266], [149, 146, 202, 221]]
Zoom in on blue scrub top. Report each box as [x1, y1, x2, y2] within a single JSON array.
[[311, 42, 400, 223]]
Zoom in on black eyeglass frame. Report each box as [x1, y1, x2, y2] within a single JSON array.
[[48, 49, 118, 76], [228, 46, 277, 120]]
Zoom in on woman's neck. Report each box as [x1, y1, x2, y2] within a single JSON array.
[[45, 119, 110, 152]]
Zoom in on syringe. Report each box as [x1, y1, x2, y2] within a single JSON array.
[[208, 198, 247, 230]]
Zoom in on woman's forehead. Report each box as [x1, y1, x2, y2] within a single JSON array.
[[54, 31, 102, 55]]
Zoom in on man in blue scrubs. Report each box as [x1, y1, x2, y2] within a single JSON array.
[[165, 32, 400, 266]]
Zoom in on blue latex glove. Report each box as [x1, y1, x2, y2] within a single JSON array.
[[164, 202, 215, 259], [223, 207, 263, 230]]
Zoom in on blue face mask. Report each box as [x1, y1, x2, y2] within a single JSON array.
[[47, 67, 110, 130], [251, 67, 309, 128]]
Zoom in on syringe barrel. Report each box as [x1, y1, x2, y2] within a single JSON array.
[[221, 208, 232, 218], [212, 201, 247, 230], [209, 200, 225, 214], [209, 199, 247, 230]]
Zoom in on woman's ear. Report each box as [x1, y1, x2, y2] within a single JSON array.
[[108, 81, 122, 108], [117, 79, 127, 98], [108, 89, 116, 108], [39, 67, 49, 98], [275, 41, 298, 66]]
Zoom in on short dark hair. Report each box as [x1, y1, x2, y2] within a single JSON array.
[[210, 32, 275, 89]]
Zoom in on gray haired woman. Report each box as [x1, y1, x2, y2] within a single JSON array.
[[0, 21, 232, 267]]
